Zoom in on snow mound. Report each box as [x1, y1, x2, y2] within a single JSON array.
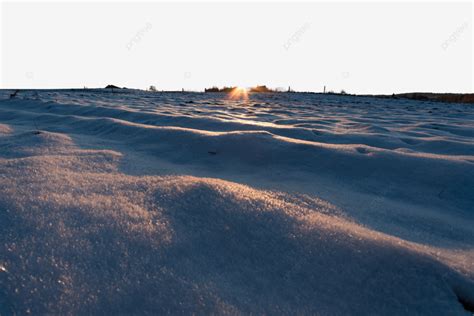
[[1, 90, 473, 313], [0, 128, 473, 314], [0, 123, 12, 136]]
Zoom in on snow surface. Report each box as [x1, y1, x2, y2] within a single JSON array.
[[0, 89, 473, 314]]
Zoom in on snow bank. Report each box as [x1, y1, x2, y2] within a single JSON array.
[[0, 90, 473, 314], [0, 123, 13, 136], [1, 96, 472, 224]]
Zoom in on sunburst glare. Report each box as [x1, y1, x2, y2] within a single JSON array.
[[228, 87, 249, 100]]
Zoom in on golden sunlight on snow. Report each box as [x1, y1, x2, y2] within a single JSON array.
[[228, 87, 249, 100]]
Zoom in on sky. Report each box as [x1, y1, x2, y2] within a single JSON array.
[[0, 1, 472, 94]]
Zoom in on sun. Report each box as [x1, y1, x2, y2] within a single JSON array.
[[228, 86, 249, 100]]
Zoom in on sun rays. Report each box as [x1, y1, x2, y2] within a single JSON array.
[[228, 87, 249, 100]]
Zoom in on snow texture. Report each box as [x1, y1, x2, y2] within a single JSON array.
[[0, 90, 473, 314]]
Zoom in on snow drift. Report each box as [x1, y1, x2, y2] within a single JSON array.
[[0, 90, 473, 314]]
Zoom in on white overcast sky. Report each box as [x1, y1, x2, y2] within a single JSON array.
[[1, 1, 472, 94]]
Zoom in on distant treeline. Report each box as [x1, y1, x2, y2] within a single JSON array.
[[92, 85, 474, 104], [395, 93, 474, 104], [205, 85, 275, 93], [204, 86, 236, 93]]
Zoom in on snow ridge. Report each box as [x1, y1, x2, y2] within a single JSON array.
[[0, 90, 473, 314]]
